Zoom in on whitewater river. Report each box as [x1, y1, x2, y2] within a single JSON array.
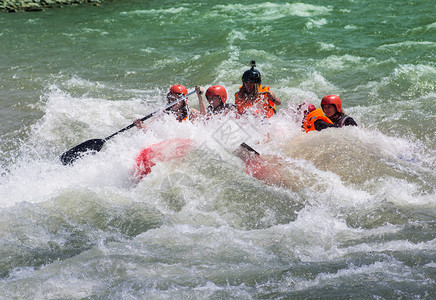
[[0, 0, 435, 298]]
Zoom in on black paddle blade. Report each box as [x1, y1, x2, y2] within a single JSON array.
[[239, 142, 260, 155], [233, 142, 260, 162], [60, 138, 106, 165]]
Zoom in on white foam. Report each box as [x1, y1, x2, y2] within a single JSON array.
[[378, 41, 435, 49], [1, 83, 434, 227], [120, 7, 188, 16], [211, 2, 331, 20], [306, 18, 328, 29]]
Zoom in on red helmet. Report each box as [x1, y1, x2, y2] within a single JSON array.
[[297, 102, 316, 113], [169, 85, 188, 95], [308, 104, 316, 112], [205, 85, 227, 103], [321, 95, 342, 113]]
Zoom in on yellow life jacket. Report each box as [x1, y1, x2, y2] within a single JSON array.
[[303, 108, 333, 132]]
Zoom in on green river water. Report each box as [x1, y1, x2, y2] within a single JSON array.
[[0, 0, 435, 298]]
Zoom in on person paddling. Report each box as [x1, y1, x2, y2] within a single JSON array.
[[134, 84, 199, 129], [164, 84, 199, 122], [235, 61, 281, 118], [196, 85, 235, 118], [302, 104, 333, 133], [312, 95, 357, 131]]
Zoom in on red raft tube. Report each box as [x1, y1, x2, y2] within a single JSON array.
[[133, 138, 194, 179]]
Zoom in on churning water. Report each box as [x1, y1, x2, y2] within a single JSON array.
[[0, 0, 435, 298]]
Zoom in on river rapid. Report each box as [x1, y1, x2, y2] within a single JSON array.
[[0, 0, 435, 299]]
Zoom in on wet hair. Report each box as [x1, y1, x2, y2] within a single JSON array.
[[165, 101, 188, 121]]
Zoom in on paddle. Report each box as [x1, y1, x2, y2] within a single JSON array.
[[60, 90, 196, 165], [239, 142, 260, 155]]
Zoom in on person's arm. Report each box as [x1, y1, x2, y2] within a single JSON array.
[[134, 118, 151, 131], [344, 117, 358, 126], [265, 90, 281, 105], [314, 119, 338, 131], [195, 86, 207, 115], [187, 107, 201, 122]]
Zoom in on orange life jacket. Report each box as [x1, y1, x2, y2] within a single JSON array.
[[235, 85, 276, 118], [303, 108, 333, 132]]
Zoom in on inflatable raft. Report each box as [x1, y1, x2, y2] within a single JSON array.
[[134, 138, 194, 179]]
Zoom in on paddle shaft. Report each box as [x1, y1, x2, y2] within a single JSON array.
[[104, 90, 196, 141], [60, 90, 195, 165]]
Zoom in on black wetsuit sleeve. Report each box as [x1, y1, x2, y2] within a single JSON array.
[[314, 119, 338, 131], [343, 117, 358, 126]]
